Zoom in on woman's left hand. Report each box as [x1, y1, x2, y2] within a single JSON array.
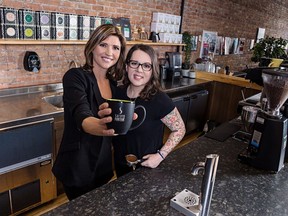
[[140, 153, 163, 168]]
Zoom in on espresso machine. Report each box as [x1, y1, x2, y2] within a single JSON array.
[[165, 52, 182, 81], [238, 68, 288, 172]]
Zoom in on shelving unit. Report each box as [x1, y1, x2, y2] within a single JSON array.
[[0, 39, 185, 46]]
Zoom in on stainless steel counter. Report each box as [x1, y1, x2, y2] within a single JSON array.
[[0, 78, 211, 128], [161, 78, 210, 94], [0, 83, 64, 128]]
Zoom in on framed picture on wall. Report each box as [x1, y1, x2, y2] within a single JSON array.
[[191, 35, 198, 51], [249, 39, 255, 50], [237, 38, 245, 54], [256, 27, 265, 43], [231, 38, 239, 54], [224, 37, 231, 55], [215, 36, 224, 55], [200, 30, 217, 59]]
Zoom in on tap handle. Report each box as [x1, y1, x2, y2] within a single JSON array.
[[200, 154, 219, 216]]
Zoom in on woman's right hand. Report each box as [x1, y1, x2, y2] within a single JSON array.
[[80, 103, 115, 136], [82, 116, 116, 136], [98, 102, 112, 118]]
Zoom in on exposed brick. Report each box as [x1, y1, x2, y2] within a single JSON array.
[[0, 0, 287, 88]]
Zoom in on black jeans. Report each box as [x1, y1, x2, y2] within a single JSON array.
[[63, 178, 111, 201], [114, 163, 135, 178]]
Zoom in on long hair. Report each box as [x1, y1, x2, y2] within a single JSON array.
[[123, 44, 162, 100], [82, 24, 126, 81]]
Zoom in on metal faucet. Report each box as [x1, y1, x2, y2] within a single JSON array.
[[191, 154, 219, 216], [191, 162, 205, 175], [170, 154, 219, 216]]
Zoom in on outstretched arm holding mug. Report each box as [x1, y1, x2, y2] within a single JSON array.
[[52, 24, 126, 201]]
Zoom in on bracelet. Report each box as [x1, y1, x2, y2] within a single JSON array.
[[157, 150, 165, 160]]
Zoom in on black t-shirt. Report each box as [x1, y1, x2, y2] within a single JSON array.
[[112, 85, 175, 170]]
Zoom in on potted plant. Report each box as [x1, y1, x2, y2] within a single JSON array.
[[251, 36, 287, 66], [182, 31, 193, 76]]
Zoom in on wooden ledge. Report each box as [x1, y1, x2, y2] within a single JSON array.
[[195, 71, 262, 90]]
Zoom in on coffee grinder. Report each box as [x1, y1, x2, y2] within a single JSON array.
[[165, 52, 182, 81], [238, 68, 288, 172]]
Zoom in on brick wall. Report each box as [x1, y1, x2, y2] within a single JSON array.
[[0, 0, 287, 89], [182, 0, 288, 72]]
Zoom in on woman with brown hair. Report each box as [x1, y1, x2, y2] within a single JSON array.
[[112, 44, 186, 177], [52, 24, 126, 200]]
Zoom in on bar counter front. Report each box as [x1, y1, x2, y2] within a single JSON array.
[[44, 121, 288, 216]]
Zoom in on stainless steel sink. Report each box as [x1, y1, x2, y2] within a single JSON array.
[[42, 94, 64, 109]]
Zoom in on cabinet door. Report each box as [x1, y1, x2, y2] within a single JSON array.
[[0, 119, 53, 175], [11, 180, 41, 212], [0, 191, 11, 216], [187, 90, 209, 133], [207, 82, 260, 123], [172, 97, 189, 127]]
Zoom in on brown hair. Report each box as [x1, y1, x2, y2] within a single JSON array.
[[82, 24, 126, 81], [123, 44, 162, 100]]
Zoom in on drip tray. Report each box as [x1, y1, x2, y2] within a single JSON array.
[[170, 189, 200, 216]]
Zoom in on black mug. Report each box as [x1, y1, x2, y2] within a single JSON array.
[[106, 99, 146, 135]]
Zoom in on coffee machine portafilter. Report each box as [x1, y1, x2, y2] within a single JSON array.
[[238, 68, 288, 172], [234, 106, 260, 143]]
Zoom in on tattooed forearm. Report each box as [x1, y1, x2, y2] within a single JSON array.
[[160, 107, 186, 157]]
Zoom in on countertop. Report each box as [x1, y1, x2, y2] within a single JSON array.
[[0, 83, 64, 128], [0, 78, 210, 128], [0, 71, 260, 127], [44, 120, 288, 216], [195, 71, 262, 91]]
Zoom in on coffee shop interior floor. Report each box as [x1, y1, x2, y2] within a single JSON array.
[[25, 130, 202, 216]]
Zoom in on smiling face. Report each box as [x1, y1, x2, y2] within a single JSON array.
[[123, 44, 161, 100], [126, 50, 152, 91], [92, 35, 121, 74]]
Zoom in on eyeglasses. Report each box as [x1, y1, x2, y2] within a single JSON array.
[[128, 60, 152, 72]]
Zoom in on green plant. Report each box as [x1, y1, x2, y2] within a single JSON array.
[[251, 36, 287, 63], [182, 31, 192, 69]]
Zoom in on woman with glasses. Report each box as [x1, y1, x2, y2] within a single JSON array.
[[112, 44, 186, 177]]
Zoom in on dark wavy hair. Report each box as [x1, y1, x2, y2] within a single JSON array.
[[123, 44, 162, 100], [82, 24, 126, 81]]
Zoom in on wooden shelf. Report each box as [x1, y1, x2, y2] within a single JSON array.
[[0, 39, 185, 46], [128, 41, 185, 46], [0, 40, 87, 45]]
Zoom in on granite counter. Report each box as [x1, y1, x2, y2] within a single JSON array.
[[44, 121, 288, 216]]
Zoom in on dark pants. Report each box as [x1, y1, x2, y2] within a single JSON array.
[[63, 178, 111, 201], [114, 163, 135, 178]]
